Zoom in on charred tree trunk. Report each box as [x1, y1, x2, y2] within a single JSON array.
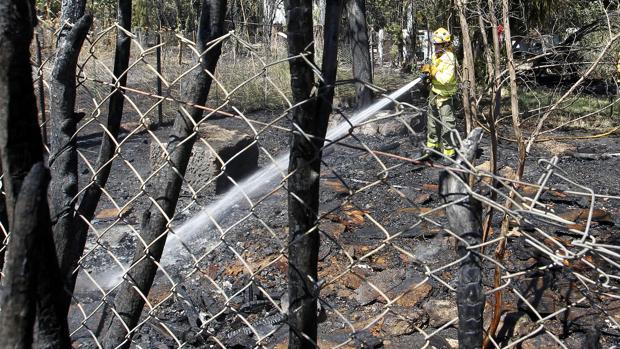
[[35, 31, 48, 146], [48, 0, 92, 294], [59, 0, 86, 32], [99, 1, 227, 347], [0, 0, 45, 230], [483, 0, 501, 195], [0, 3, 41, 346], [286, 0, 341, 347], [0, 0, 41, 269], [345, 0, 373, 108], [439, 128, 485, 349], [475, 1, 499, 261], [174, 0, 184, 30], [0, 1, 70, 345], [64, 0, 133, 312], [286, 0, 319, 347], [318, 0, 344, 115], [33, 167, 72, 349], [155, 0, 168, 28], [0, 164, 48, 349]]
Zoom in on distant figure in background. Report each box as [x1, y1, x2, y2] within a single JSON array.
[[419, 27, 458, 160]]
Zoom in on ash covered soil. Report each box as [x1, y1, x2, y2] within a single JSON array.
[[69, 89, 620, 348]]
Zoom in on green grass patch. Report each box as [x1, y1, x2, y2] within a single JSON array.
[[517, 87, 619, 130]]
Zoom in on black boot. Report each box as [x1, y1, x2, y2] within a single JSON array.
[[439, 151, 457, 166], [417, 147, 438, 161]]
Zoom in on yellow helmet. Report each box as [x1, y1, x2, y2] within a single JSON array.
[[432, 27, 451, 44]]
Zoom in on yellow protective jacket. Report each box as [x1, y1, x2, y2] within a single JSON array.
[[431, 50, 457, 97], [617, 52, 620, 75]]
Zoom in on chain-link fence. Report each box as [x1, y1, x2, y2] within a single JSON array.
[[4, 11, 620, 349]]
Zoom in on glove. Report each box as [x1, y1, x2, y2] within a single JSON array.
[[430, 65, 438, 78], [419, 72, 430, 84], [420, 63, 431, 74]]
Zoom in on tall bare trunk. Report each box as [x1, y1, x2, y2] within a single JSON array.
[[476, 0, 499, 254], [0, 0, 70, 345], [408, 0, 417, 68], [43, 0, 92, 344], [48, 0, 92, 292], [287, 0, 317, 347], [286, 0, 343, 347], [345, 0, 373, 108], [482, 1, 505, 347], [488, 0, 501, 129], [502, 0, 525, 177], [0, 3, 46, 231], [0, 164, 48, 349], [63, 0, 133, 312], [477, 1, 494, 87], [99, 1, 227, 347], [485, 3, 527, 347], [455, 0, 476, 134]]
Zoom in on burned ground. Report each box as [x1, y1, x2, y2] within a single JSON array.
[[64, 83, 620, 348]]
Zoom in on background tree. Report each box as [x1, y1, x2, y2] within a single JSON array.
[[286, 0, 343, 347], [47, 0, 92, 319], [346, 0, 373, 108], [63, 0, 134, 315], [133, 0, 150, 28], [99, 0, 227, 347]]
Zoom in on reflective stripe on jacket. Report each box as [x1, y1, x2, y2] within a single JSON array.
[[431, 50, 457, 97]]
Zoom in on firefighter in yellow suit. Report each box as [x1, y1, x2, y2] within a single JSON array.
[[420, 28, 458, 159]]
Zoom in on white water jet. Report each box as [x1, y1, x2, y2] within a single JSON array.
[[97, 78, 422, 288], [171, 77, 423, 249]]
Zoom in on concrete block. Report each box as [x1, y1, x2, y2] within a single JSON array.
[[150, 124, 259, 195]]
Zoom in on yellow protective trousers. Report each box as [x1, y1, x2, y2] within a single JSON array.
[[426, 91, 457, 156]]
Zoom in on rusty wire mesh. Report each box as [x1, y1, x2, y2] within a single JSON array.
[[11, 20, 620, 348]]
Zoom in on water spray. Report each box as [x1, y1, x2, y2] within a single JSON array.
[[97, 77, 425, 289], [172, 77, 424, 248]]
